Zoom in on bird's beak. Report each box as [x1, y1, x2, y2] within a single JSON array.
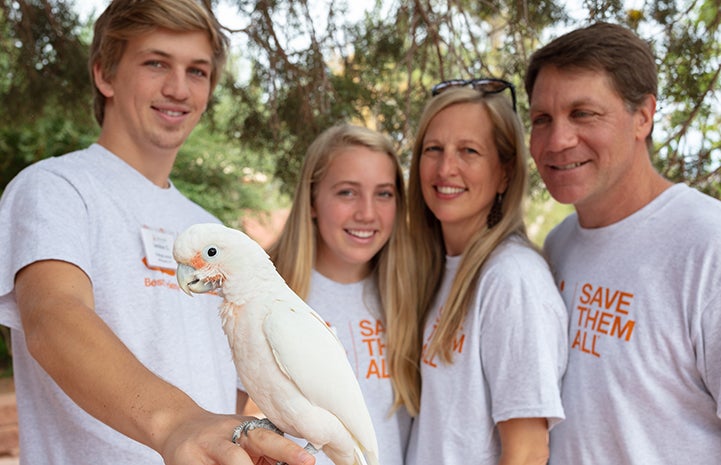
[[176, 263, 217, 296]]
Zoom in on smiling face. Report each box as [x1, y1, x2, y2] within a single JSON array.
[[529, 65, 655, 226], [312, 146, 398, 283], [419, 102, 508, 255], [94, 28, 213, 183]]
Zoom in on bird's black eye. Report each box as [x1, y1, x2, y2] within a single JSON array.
[[203, 245, 219, 258]]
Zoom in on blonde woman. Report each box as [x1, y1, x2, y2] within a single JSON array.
[[255, 123, 418, 465], [401, 82, 568, 465]]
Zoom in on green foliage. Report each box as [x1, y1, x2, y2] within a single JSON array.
[[0, 115, 99, 193], [648, 0, 721, 192], [0, 0, 93, 126], [5, 0, 719, 199], [173, 120, 289, 230], [526, 191, 576, 247], [223, 0, 721, 199], [0, 0, 98, 195], [0, 326, 11, 377]]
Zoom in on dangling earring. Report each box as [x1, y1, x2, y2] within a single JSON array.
[[487, 192, 504, 228]]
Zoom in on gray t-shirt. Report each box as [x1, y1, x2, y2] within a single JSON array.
[[406, 235, 567, 465], [0, 144, 237, 465], [296, 270, 411, 465], [546, 183, 721, 464]]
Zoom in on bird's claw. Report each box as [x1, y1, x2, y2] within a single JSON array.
[[232, 418, 285, 444], [303, 443, 319, 455], [231, 418, 299, 465], [231, 419, 320, 465]]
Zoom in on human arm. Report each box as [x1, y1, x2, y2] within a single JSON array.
[[238, 389, 266, 418], [238, 390, 250, 414], [478, 248, 567, 465], [15, 259, 313, 465], [497, 418, 549, 465]]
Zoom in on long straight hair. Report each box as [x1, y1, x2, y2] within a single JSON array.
[[268, 123, 421, 415], [407, 87, 534, 374]]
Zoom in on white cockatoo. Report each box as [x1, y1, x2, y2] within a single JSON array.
[[173, 223, 380, 465]]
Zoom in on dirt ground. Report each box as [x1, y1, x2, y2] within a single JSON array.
[[0, 377, 17, 462]]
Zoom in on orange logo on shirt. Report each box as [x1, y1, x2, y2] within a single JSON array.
[[142, 257, 175, 276], [420, 312, 466, 368], [359, 319, 389, 379], [570, 283, 636, 357]]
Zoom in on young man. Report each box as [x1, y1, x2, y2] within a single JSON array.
[[526, 22, 721, 464], [0, 1, 313, 464]]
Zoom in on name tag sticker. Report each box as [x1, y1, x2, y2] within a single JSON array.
[[141, 226, 177, 270]]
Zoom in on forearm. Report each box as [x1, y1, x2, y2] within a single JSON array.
[[497, 417, 550, 465], [16, 261, 315, 465], [238, 389, 265, 417], [16, 261, 199, 453]]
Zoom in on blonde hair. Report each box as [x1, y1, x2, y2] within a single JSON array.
[[89, 0, 229, 125], [268, 123, 421, 415], [401, 88, 535, 411]]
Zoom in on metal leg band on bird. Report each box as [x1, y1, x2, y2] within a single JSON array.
[[231, 418, 285, 444]]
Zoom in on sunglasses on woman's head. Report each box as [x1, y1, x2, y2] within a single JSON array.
[[431, 78, 517, 113]]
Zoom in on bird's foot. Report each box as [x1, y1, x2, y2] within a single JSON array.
[[233, 418, 307, 465], [281, 442, 318, 465], [231, 419, 321, 465], [303, 442, 319, 455], [232, 417, 285, 443]]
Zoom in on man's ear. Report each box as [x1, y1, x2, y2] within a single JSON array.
[[635, 94, 656, 141], [93, 63, 114, 98]]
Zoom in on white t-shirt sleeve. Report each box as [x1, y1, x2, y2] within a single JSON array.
[[0, 166, 92, 329], [478, 247, 568, 428], [697, 290, 721, 419]]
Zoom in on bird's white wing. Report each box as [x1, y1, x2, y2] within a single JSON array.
[[262, 296, 376, 449]]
